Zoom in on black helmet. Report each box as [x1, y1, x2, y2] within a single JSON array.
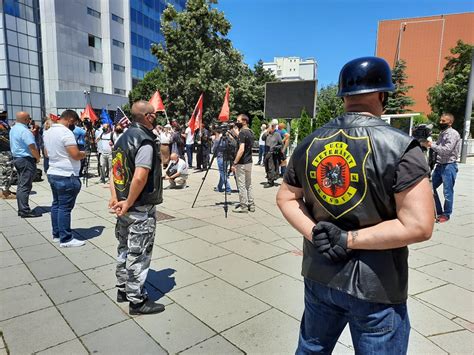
[[337, 57, 395, 97]]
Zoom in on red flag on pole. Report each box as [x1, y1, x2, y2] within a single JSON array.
[[187, 93, 203, 134], [83, 104, 98, 123], [218, 86, 230, 122], [49, 113, 59, 122], [149, 91, 165, 112]]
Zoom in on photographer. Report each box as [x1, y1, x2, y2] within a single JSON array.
[[212, 129, 232, 194], [262, 120, 283, 188], [164, 152, 188, 189]]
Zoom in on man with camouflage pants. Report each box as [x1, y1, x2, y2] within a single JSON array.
[[0, 118, 14, 198], [109, 100, 164, 315]]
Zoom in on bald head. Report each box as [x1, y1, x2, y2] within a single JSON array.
[[170, 153, 178, 161], [131, 100, 154, 122], [16, 111, 31, 124]]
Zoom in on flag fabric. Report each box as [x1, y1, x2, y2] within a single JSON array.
[[218, 86, 230, 122], [114, 107, 131, 127], [149, 91, 165, 112], [100, 108, 113, 126], [187, 93, 203, 134], [49, 113, 59, 122], [82, 104, 98, 123]]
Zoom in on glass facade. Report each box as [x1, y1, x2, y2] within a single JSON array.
[[130, 0, 185, 85], [0, 0, 43, 122]]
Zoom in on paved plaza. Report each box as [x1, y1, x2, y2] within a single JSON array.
[[0, 158, 473, 354]]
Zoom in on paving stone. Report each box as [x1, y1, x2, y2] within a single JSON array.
[[162, 237, 231, 264], [269, 225, 302, 239], [218, 237, 286, 262], [408, 268, 447, 295], [0, 308, 75, 354], [180, 335, 244, 354], [0, 282, 52, 321], [407, 329, 447, 354], [65, 245, 115, 270], [429, 330, 474, 355], [5, 232, 48, 248], [222, 308, 299, 354], [0, 234, 11, 252], [148, 255, 212, 292], [155, 223, 195, 244], [1, 223, 37, 237], [81, 319, 166, 354], [58, 293, 128, 336], [149, 246, 172, 259], [260, 251, 303, 280], [209, 215, 256, 229], [409, 240, 441, 250], [240, 223, 282, 243], [407, 297, 462, 336], [27, 255, 79, 281], [163, 217, 208, 230], [83, 263, 117, 290], [418, 261, 473, 291], [419, 244, 473, 268], [0, 250, 22, 268], [30, 219, 54, 233], [15, 242, 61, 263], [0, 263, 35, 290], [197, 253, 279, 289], [37, 339, 88, 355], [408, 248, 442, 269], [417, 284, 474, 323], [169, 277, 270, 332], [186, 225, 243, 243], [246, 274, 304, 319], [333, 342, 354, 354], [135, 303, 215, 354], [452, 317, 474, 332], [41, 272, 100, 304]]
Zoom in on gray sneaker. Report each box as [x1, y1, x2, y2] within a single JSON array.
[[232, 205, 248, 213], [248, 205, 255, 212]]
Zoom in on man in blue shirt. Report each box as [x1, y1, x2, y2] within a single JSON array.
[[9, 111, 41, 217], [73, 124, 86, 176]]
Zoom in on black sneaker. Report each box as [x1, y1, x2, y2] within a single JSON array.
[[19, 211, 42, 218], [129, 299, 165, 315], [263, 182, 275, 188], [117, 289, 127, 303]]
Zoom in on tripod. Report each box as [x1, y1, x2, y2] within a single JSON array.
[[83, 128, 99, 187], [192, 130, 232, 217]]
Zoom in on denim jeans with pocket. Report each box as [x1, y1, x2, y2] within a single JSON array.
[[296, 278, 410, 355], [48, 174, 81, 243], [217, 157, 231, 193], [431, 162, 458, 217]]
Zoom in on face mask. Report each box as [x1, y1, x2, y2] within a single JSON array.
[[69, 124, 75, 131], [439, 123, 449, 130], [116, 129, 123, 134], [236, 122, 243, 129]]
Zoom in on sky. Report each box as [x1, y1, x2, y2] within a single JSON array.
[[215, 0, 474, 87]]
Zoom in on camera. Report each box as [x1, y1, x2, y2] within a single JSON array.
[[412, 123, 433, 150]]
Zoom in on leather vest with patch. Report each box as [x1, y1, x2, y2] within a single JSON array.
[[112, 123, 163, 207], [294, 113, 415, 304]]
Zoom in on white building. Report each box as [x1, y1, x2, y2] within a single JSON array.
[[263, 57, 317, 81]]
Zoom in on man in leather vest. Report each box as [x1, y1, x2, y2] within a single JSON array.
[[277, 57, 435, 354], [109, 100, 164, 315]]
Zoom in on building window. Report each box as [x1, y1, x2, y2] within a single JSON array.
[[88, 34, 101, 49], [90, 86, 103, 93], [114, 88, 126, 95], [89, 60, 102, 73], [113, 64, 125, 72], [112, 39, 124, 48], [112, 13, 124, 24], [87, 7, 101, 19]]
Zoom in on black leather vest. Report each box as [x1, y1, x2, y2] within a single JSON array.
[[294, 113, 415, 304], [112, 123, 163, 207]]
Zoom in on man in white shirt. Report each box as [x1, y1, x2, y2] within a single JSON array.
[[184, 123, 194, 168], [96, 123, 113, 183], [43, 110, 86, 247], [164, 153, 188, 189]]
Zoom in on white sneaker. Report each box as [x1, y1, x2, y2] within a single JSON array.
[[52, 237, 60, 243], [60, 238, 85, 248]]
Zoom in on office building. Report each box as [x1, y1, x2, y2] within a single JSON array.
[[263, 57, 317, 81]]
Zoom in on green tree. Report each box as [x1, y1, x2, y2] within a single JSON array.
[[250, 60, 277, 118], [250, 116, 262, 139], [385, 59, 415, 114], [428, 40, 473, 134], [297, 109, 313, 142], [315, 84, 344, 128], [128, 68, 166, 105]]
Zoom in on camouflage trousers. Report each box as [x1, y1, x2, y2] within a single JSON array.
[[115, 205, 156, 304], [0, 151, 13, 192]]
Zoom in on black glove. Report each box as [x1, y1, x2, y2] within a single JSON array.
[[312, 221, 351, 262]]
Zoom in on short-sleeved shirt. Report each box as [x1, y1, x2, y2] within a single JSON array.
[[237, 128, 254, 164], [185, 127, 194, 145], [44, 124, 81, 176], [97, 131, 113, 154], [9, 122, 36, 158], [135, 144, 153, 169]]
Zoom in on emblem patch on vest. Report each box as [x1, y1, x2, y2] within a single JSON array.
[[112, 148, 129, 192], [306, 130, 371, 219]]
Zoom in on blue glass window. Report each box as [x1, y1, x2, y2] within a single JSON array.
[[143, 15, 149, 28], [137, 12, 143, 26], [130, 8, 137, 23], [131, 32, 138, 46]]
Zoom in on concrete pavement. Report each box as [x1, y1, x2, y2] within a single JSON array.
[[0, 158, 473, 354]]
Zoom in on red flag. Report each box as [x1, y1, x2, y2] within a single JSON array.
[[187, 93, 203, 134], [49, 113, 59, 122], [83, 104, 98, 123], [149, 91, 165, 112], [218, 86, 230, 122]]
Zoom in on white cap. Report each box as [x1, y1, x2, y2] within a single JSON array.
[[271, 119, 279, 126], [164, 124, 171, 128]]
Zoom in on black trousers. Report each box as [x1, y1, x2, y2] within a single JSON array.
[[264, 151, 280, 184], [13, 156, 36, 214]]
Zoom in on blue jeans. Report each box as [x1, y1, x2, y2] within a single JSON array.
[[431, 163, 457, 217], [48, 175, 81, 243], [186, 144, 193, 167], [216, 157, 231, 193], [296, 278, 410, 355], [258, 145, 265, 164]]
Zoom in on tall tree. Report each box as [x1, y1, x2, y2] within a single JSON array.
[[385, 59, 415, 114], [315, 84, 344, 128], [428, 40, 473, 133]]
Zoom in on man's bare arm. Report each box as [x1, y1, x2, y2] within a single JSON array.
[[233, 143, 245, 165], [28, 143, 40, 162], [66, 145, 86, 161]]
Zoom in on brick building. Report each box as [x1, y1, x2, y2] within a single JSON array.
[[376, 12, 474, 114]]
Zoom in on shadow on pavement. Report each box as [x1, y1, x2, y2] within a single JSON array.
[[74, 226, 106, 240], [146, 268, 176, 296]]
